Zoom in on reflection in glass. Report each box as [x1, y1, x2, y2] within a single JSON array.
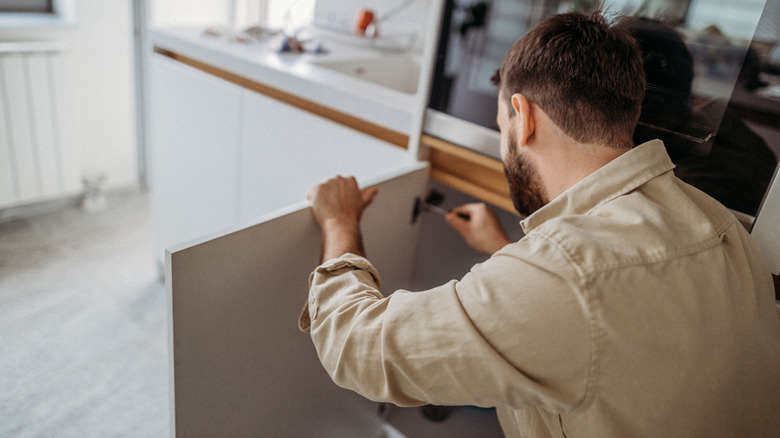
[[429, 0, 780, 219], [629, 17, 777, 216]]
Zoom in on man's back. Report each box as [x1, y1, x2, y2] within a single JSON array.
[[494, 140, 780, 436]]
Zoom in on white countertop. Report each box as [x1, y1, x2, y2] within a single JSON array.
[[149, 27, 421, 136]]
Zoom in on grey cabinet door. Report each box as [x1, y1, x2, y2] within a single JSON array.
[[166, 164, 428, 437]]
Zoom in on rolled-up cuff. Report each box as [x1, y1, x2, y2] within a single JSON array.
[[298, 253, 381, 332]]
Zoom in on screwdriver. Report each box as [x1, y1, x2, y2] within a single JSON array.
[[423, 202, 471, 221]]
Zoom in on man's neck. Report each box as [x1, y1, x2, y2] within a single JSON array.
[[536, 140, 631, 201]]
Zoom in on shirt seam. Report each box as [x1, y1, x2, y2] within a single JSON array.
[[531, 223, 726, 412], [583, 162, 674, 218], [586, 235, 724, 273], [523, 146, 673, 233], [713, 212, 738, 236], [531, 233, 601, 413]]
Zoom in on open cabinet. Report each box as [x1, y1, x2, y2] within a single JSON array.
[[157, 2, 507, 433], [166, 165, 419, 437], [166, 164, 506, 437]]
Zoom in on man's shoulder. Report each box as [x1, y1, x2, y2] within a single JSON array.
[[519, 186, 734, 274]]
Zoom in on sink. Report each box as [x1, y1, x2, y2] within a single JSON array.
[[312, 54, 420, 94]]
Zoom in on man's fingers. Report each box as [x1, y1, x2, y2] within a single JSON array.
[[445, 209, 470, 235], [307, 176, 377, 226], [305, 184, 318, 201], [362, 187, 379, 207], [450, 204, 475, 218]]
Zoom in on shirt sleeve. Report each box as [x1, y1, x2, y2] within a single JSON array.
[[301, 244, 593, 412]]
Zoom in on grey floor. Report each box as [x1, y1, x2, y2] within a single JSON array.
[[0, 187, 507, 437], [0, 190, 169, 437]]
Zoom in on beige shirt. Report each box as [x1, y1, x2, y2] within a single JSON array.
[[300, 140, 780, 437]]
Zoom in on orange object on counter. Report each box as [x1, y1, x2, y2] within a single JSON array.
[[354, 9, 375, 35]]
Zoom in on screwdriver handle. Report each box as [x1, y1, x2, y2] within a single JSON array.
[[455, 211, 471, 221], [423, 202, 471, 221]]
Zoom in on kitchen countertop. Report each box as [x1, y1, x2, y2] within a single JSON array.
[[148, 25, 517, 215], [149, 27, 422, 137]]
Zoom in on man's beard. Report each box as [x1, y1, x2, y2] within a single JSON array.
[[504, 135, 547, 217]]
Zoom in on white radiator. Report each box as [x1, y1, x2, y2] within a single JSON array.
[[0, 42, 80, 209]]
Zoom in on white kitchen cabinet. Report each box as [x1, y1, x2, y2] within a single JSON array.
[[238, 86, 416, 224], [148, 54, 415, 263], [147, 55, 243, 261]]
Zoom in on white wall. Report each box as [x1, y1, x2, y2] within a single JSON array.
[[149, 0, 232, 27], [0, 0, 139, 191], [313, 0, 429, 38]]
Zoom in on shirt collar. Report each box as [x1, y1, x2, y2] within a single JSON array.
[[520, 140, 675, 234]]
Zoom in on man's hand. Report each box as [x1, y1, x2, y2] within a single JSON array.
[[306, 176, 378, 262], [446, 203, 511, 255]]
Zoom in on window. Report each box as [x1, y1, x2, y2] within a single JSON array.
[[0, 0, 54, 13], [0, 0, 75, 27]]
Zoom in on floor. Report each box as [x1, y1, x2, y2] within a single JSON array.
[[0, 188, 506, 437], [0, 189, 169, 437]]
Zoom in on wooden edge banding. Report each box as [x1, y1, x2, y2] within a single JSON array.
[[429, 169, 513, 210], [421, 134, 516, 214], [154, 47, 409, 148], [422, 134, 504, 172]]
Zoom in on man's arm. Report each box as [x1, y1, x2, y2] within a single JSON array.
[[303, 177, 589, 411], [307, 176, 510, 258], [304, 241, 591, 410], [306, 175, 378, 262]]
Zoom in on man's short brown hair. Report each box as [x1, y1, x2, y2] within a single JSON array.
[[493, 12, 645, 147]]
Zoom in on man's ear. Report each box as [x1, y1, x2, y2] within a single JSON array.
[[511, 94, 535, 146]]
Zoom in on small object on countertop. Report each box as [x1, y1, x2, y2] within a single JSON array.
[[264, 33, 304, 53], [308, 41, 328, 54], [243, 24, 282, 42], [354, 8, 376, 36], [203, 26, 232, 37], [263, 33, 327, 54]]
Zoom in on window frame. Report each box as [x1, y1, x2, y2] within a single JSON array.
[[0, 0, 76, 28]]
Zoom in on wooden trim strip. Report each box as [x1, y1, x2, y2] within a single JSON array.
[[429, 169, 514, 211], [422, 134, 516, 214], [154, 47, 409, 149], [423, 134, 504, 172]]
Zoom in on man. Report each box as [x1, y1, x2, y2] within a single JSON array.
[[301, 12, 780, 437]]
